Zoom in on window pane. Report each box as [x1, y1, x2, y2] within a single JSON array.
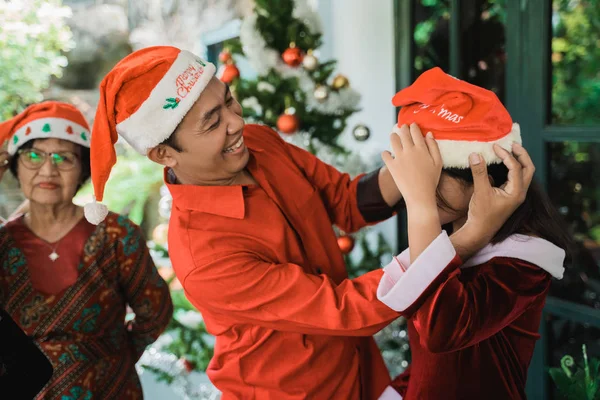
[[414, 0, 450, 74], [459, 0, 507, 103], [413, 0, 507, 104], [551, 0, 600, 125], [547, 142, 600, 309], [545, 313, 600, 399]]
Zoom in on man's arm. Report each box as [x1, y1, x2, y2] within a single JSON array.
[[183, 245, 401, 337]]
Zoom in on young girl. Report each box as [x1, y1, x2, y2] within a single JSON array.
[[377, 67, 571, 400]]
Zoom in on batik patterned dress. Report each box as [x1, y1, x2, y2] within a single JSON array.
[[0, 212, 173, 399]]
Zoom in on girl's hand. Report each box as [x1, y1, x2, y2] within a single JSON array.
[[381, 123, 443, 212], [0, 151, 9, 181], [459, 143, 535, 246]]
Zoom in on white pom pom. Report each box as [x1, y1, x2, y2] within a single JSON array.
[[84, 200, 109, 225]]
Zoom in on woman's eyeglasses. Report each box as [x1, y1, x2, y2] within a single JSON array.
[[17, 149, 80, 171]]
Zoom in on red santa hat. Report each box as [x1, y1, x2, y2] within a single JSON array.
[[392, 67, 521, 168], [0, 101, 91, 155], [85, 46, 216, 224]]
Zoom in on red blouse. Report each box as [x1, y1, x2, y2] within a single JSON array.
[[5, 216, 96, 295]]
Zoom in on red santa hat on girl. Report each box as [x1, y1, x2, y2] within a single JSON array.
[[0, 101, 91, 154], [392, 67, 521, 168], [85, 46, 216, 224]]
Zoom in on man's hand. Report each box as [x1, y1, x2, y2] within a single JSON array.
[[451, 143, 535, 260]]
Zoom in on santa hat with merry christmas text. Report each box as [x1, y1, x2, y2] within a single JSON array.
[[392, 67, 521, 168], [0, 101, 91, 155], [85, 46, 216, 225]]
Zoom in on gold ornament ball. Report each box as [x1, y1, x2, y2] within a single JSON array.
[[152, 223, 170, 245], [302, 53, 319, 71], [314, 85, 330, 102], [352, 124, 371, 141], [332, 74, 350, 90]]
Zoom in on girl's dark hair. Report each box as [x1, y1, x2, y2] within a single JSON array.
[[438, 163, 574, 260], [9, 139, 91, 192]]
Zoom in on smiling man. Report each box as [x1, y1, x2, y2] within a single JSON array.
[[86, 46, 531, 399]]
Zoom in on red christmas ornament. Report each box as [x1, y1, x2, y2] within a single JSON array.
[[277, 112, 299, 135], [219, 63, 240, 84], [219, 49, 232, 63], [25, 126, 31, 135], [337, 235, 355, 254], [66, 125, 74, 134], [282, 45, 304, 67], [182, 358, 195, 372]]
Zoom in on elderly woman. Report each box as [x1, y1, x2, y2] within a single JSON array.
[[0, 101, 173, 399]]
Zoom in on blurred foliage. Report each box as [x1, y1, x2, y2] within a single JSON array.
[[75, 144, 163, 226], [548, 142, 600, 310], [252, 0, 322, 53], [413, 0, 507, 101], [0, 0, 74, 119], [142, 290, 214, 384], [551, 0, 600, 125], [345, 232, 394, 279], [549, 345, 600, 400]]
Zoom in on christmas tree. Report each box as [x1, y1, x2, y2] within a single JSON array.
[[140, 1, 410, 397]]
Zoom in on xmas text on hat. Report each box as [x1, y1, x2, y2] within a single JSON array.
[[391, 67, 522, 169], [0, 101, 91, 155], [86, 46, 216, 225]]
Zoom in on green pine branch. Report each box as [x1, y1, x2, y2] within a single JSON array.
[[253, 0, 322, 52]]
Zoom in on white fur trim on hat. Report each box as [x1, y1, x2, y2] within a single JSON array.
[[7, 117, 91, 155], [116, 50, 216, 154], [391, 123, 522, 168]]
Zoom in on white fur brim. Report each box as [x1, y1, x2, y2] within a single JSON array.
[[391, 123, 522, 168], [8, 117, 91, 155], [116, 50, 216, 154]]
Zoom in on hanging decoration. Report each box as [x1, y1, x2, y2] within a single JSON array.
[[352, 124, 371, 142], [331, 74, 350, 90], [302, 49, 319, 71], [277, 109, 300, 135], [337, 235, 355, 254], [282, 43, 304, 67]]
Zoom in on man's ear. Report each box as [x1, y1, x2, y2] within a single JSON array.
[[148, 145, 178, 168]]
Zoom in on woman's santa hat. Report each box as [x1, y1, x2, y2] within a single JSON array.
[[85, 46, 216, 225], [0, 101, 91, 154], [392, 67, 521, 168]]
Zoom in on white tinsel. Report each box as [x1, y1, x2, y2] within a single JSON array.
[[175, 310, 204, 330], [292, 0, 322, 35], [241, 96, 263, 115], [281, 132, 370, 178], [239, 13, 281, 75], [139, 345, 222, 400], [257, 81, 276, 93]]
